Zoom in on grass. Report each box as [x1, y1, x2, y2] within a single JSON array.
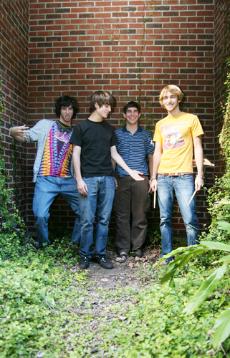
[[0, 239, 229, 357]]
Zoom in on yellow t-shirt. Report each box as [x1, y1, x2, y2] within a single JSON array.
[[153, 112, 204, 173]]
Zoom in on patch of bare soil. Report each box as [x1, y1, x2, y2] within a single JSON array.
[[75, 248, 159, 356], [88, 248, 160, 289]]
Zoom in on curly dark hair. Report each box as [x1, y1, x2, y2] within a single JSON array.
[[55, 95, 79, 119]]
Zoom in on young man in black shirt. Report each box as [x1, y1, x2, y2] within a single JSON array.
[[70, 91, 143, 269]]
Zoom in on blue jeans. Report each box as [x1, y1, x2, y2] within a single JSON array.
[[79, 176, 115, 258], [157, 174, 199, 256], [33, 176, 81, 245]]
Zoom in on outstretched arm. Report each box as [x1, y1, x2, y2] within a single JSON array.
[[110, 145, 144, 181], [194, 136, 204, 191], [9, 125, 29, 142]]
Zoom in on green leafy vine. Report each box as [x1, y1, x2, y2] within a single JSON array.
[[0, 85, 27, 259]]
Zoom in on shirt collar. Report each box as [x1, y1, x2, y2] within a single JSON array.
[[122, 126, 142, 134]]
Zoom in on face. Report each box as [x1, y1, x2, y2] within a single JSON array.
[[124, 107, 141, 125], [59, 105, 74, 126], [95, 103, 111, 119], [161, 91, 180, 113]]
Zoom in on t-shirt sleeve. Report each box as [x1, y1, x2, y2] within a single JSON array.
[[70, 124, 82, 146], [192, 116, 204, 138], [146, 131, 155, 154], [111, 128, 117, 147], [114, 129, 119, 145], [153, 123, 162, 144], [24, 119, 47, 142]]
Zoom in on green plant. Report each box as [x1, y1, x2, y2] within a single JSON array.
[[203, 59, 230, 243], [158, 241, 230, 348], [0, 246, 88, 357], [0, 86, 28, 259]]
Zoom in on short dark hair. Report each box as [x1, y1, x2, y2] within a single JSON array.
[[89, 90, 116, 113], [123, 101, 141, 114], [55, 95, 79, 119]]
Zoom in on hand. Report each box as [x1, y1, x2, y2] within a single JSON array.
[[149, 178, 157, 192], [77, 179, 88, 196], [10, 125, 29, 139], [195, 175, 204, 191], [129, 170, 144, 181]]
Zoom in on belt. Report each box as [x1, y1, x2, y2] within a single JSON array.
[[118, 175, 148, 179], [159, 172, 193, 177]]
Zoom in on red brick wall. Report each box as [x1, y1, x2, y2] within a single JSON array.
[[1, 0, 229, 239], [27, 0, 216, 235], [0, 0, 29, 220], [28, 0, 215, 122]]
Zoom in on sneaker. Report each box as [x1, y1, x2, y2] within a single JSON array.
[[131, 249, 143, 258], [97, 255, 113, 269], [163, 256, 175, 265], [115, 251, 128, 263], [33, 240, 50, 249], [79, 256, 90, 269]]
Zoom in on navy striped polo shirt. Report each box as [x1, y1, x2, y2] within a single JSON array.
[[115, 126, 154, 177]]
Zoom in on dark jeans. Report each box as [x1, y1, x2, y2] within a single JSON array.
[[79, 176, 116, 258], [115, 176, 150, 254]]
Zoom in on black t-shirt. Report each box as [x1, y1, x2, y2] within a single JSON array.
[[70, 119, 116, 177]]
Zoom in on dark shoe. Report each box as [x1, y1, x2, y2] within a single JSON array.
[[70, 240, 79, 246], [33, 240, 50, 249], [131, 249, 143, 258], [163, 256, 175, 265], [97, 255, 113, 269], [115, 251, 128, 263], [79, 256, 90, 269], [33, 240, 43, 249]]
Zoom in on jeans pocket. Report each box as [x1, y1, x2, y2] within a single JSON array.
[[179, 174, 194, 184], [157, 175, 166, 182]]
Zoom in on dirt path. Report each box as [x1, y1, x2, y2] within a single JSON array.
[[74, 249, 159, 356], [88, 249, 158, 287]]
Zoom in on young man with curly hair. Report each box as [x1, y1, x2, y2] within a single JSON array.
[[9, 95, 81, 248]]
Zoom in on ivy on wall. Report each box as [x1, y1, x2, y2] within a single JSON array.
[[206, 59, 230, 241], [0, 87, 28, 259]]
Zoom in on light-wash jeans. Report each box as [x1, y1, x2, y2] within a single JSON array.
[[33, 176, 81, 245], [157, 174, 199, 256], [79, 176, 115, 258]]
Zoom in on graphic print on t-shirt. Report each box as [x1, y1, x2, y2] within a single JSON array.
[[39, 122, 73, 177], [55, 130, 70, 144], [162, 123, 185, 150]]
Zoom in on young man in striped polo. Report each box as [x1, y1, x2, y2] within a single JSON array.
[[114, 101, 154, 262]]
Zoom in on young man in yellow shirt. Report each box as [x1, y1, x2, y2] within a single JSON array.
[[150, 85, 204, 261]]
